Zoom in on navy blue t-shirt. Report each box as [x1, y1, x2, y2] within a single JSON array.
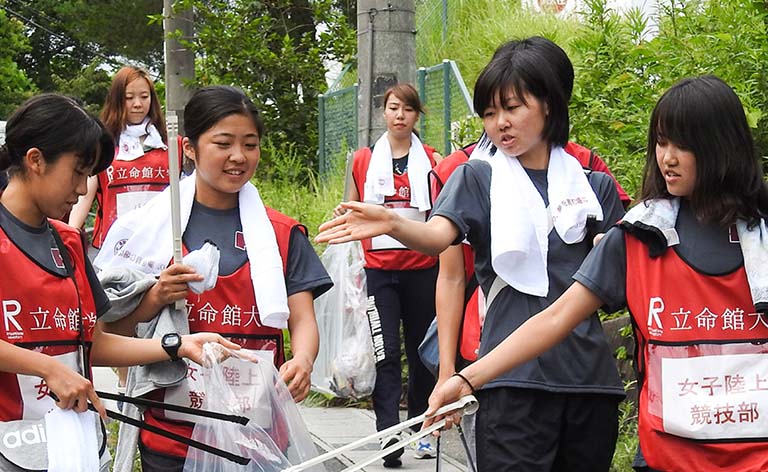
[[430, 160, 626, 395], [183, 201, 332, 298]]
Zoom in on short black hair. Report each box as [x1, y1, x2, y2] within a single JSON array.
[[184, 85, 265, 146], [0, 94, 113, 178], [473, 36, 573, 147], [641, 75, 768, 226]]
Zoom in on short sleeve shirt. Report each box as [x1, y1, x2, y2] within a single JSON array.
[[431, 160, 626, 395], [184, 202, 332, 298]]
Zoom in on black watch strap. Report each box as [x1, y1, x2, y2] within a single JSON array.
[[162, 333, 182, 361]]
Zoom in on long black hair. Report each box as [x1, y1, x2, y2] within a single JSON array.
[[641, 75, 768, 226]]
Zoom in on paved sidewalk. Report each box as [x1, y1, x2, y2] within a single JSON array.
[[299, 405, 472, 472]]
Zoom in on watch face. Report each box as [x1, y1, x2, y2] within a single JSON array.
[[164, 333, 181, 347]]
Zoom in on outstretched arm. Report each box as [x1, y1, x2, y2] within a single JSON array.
[[424, 281, 603, 423], [316, 201, 459, 255], [68, 175, 98, 228]]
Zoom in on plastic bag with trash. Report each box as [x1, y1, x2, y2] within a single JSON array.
[[182, 344, 323, 472], [311, 241, 376, 398]]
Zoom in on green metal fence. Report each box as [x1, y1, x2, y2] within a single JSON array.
[[317, 59, 474, 174], [318, 84, 358, 176], [417, 59, 474, 155]]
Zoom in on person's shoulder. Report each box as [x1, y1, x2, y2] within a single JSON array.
[[265, 207, 306, 235], [432, 148, 470, 181]]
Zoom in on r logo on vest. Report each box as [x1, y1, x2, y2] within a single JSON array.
[[3, 299, 23, 340], [647, 296, 664, 336]]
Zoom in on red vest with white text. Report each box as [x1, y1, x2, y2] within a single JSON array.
[[92, 142, 180, 248], [625, 232, 768, 472], [0, 220, 97, 421], [141, 208, 298, 458], [351, 146, 438, 271]]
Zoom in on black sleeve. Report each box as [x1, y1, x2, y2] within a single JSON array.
[[573, 226, 627, 313], [85, 254, 111, 318], [285, 226, 333, 298], [430, 161, 491, 246]]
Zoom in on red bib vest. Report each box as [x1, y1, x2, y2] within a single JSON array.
[[0, 220, 97, 421], [92, 139, 182, 248], [141, 208, 299, 458], [625, 232, 768, 472], [351, 145, 438, 271]]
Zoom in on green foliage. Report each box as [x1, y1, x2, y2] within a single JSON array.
[[256, 139, 347, 250], [178, 0, 356, 174], [416, 0, 768, 200], [611, 397, 639, 472], [0, 6, 34, 118], [52, 60, 112, 115]]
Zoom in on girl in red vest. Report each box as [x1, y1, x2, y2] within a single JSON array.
[[334, 83, 443, 466], [69, 66, 173, 250], [0, 94, 237, 470], [425, 75, 768, 472], [321, 38, 627, 472], [96, 85, 332, 471]]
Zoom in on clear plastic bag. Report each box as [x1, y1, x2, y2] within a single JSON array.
[[183, 344, 323, 472], [311, 241, 376, 398]]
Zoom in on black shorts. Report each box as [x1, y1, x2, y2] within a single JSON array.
[[475, 387, 621, 472]]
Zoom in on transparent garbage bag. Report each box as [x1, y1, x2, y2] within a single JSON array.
[[311, 241, 376, 398], [183, 344, 323, 472]]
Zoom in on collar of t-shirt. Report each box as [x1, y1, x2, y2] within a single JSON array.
[[183, 200, 248, 276], [392, 154, 409, 176], [0, 203, 69, 276]]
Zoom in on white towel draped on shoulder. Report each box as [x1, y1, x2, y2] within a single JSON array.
[[94, 172, 289, 329], [116, 118, 167, 161], [363, 131, 432, 211], [470, 144, 603, 297], [623, 198, 768, 311]]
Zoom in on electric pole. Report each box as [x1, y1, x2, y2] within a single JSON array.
[[163, 0, 194, 134], [357, 0, 417, 147]]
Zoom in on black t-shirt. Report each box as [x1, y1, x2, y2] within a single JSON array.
[[183, 201, 333, 298], [0, 204, 110, 317], [575, 199, 744, 314], [430, 160, 626, 395]]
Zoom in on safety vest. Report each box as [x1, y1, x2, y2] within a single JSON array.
[[625, 231, 768, 472], [141, 208, 299, 458], [92, 139, 181, 248], [0, 220, 96, 421], [351, 145, 438, 271]]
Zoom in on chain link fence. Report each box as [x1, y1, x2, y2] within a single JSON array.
[[317, 60, 474, 175], [417, 60, 474, 155]]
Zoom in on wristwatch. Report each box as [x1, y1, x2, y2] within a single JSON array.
[[161, 333, 182, 361]]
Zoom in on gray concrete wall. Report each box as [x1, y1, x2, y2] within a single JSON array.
[[357, 0, 417, 147]]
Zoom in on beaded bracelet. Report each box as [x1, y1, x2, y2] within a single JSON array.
[[452, 372, 475, 394]]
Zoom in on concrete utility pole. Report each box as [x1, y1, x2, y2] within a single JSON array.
[[163, 0, 195, 134], [357, 0, 417, 147]]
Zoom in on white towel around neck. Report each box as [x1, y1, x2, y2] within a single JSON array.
[[363, 131, 432, 211], [623, 198, 768, 311], [117, 118, 167, 161], [470, 144, 603, 297], [94, 171, 289, 329]]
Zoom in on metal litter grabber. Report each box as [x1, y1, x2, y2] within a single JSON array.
[[284, 395, 479, 472]]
